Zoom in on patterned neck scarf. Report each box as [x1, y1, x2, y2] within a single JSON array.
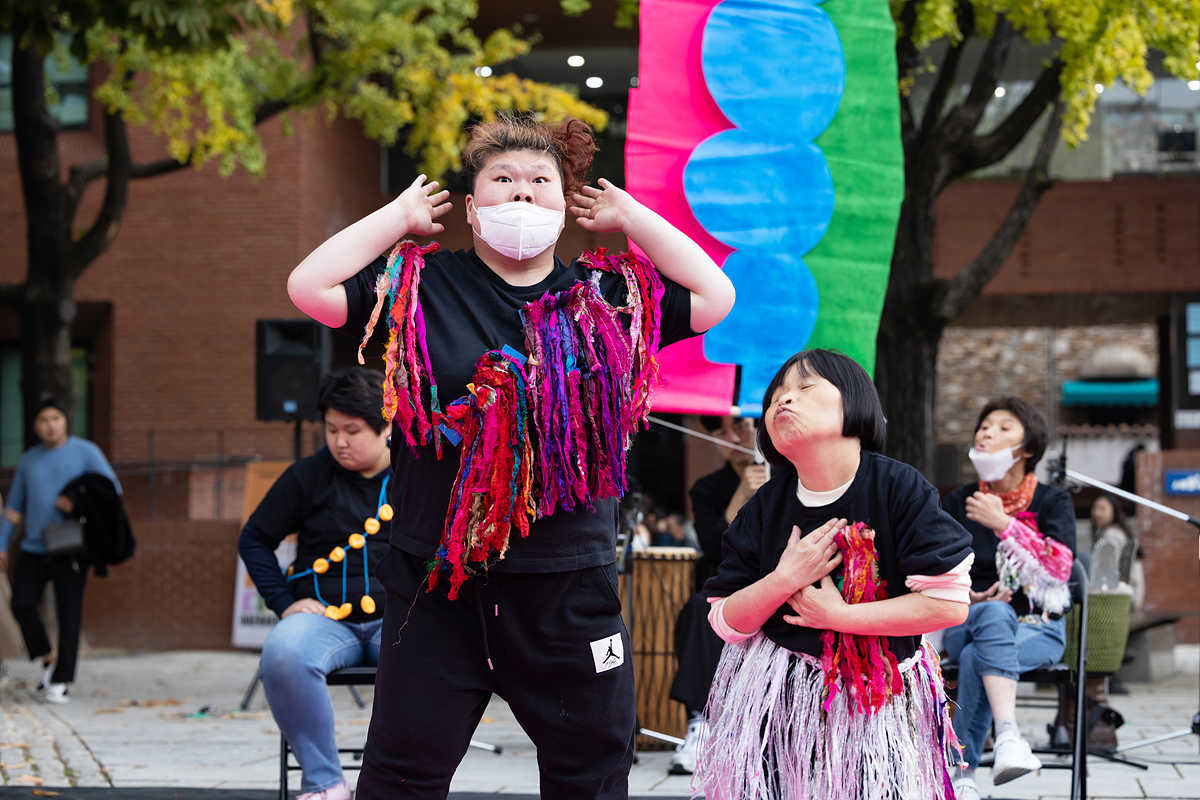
[[979, 472, 1038, 515]]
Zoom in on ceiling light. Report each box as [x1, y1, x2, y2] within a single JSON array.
[[567, 55, 585, 68], [994, 86, 1006, 98], [585, 76, 603, 89], [475, 66, 492, 78]]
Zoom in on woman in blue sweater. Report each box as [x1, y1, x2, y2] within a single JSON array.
[[0, 399, 121, 703]]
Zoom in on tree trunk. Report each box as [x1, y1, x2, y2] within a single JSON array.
[[20, 289, 77, 445], [10, 18, 76, 447], [875, 194, 946, 477]]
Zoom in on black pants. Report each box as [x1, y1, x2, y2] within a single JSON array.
[[669, 591, 725, 714], [10, 551, 87, 684], [357, 552, 635, 800]]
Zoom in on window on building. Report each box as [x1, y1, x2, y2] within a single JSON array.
[[0, 345, 92, 466], [0, 33, 91, 133]]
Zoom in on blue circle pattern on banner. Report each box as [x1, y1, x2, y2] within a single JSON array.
[[683, 0, 844, 416]]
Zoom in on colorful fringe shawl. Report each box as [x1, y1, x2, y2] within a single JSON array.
[[358, 242, 665, 599], [357, 240, 447, 457], [697, 637, 963, 800], [995, 512, 1072, 614], [820, 522, 904, 715]]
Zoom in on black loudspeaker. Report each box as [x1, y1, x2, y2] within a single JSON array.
[[255, 319, 331, 421]]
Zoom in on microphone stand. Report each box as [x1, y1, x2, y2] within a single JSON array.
[[1045, 446, 1200, 754]]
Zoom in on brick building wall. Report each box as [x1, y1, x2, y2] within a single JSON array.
[[935, 323, 1158, 457], [1135, 450, 1200, 643]]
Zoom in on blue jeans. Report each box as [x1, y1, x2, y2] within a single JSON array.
[[261, 613, 382, 792], [943, 601, 1066, 768]]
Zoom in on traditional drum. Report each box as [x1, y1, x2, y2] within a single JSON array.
[[619, 546, 699, 749]]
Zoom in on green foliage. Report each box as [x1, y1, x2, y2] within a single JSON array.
[[560, 0, 640, 28], [10, 0, 606, 179], [894, 0, 1200, 146]]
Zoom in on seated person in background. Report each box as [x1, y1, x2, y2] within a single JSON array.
[[238, 368, 391, 800], [942, 397, 1076, 800], [666, 414, 765, 775], [1089, 494, 1143, 610], [652, 511, 700, 550]]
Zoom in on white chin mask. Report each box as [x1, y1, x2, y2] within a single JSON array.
[[473, 201, 564, 261], [968, 446, 1021, 483]]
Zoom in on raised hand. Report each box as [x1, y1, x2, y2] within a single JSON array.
[[773, 518, 844, 595], [965, 491, 1011, 533], [393, 174, 452, 237], [570, 178, 638, 234]]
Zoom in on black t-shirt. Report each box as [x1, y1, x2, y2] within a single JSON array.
[[943, 480, 1076, 616], [689, 462, 741, 586], [343, 246, 694, 576], [703, 451, 973, 661], [238, 447, 390, 621]]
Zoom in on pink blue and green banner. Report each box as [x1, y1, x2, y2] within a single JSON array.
[[627, 0, 903, 416]]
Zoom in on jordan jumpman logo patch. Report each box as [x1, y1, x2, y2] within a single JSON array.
[[590, 633, 624, 673]]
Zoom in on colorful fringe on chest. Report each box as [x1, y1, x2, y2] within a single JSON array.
[[819, 522, 904, 715], [357, 242, 665, 599]]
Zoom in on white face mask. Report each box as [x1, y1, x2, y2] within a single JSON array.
[[472, 201, 564, 261], [968, 445, 1022, 483]]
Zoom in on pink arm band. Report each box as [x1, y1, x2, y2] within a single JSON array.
[[707, 596, 757, 643], [904, 553, 975, 604]]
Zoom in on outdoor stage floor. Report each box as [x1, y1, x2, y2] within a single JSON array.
[[1, 648, 1198, 798]]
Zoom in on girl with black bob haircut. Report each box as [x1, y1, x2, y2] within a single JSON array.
[[695, 348, 973, 799], [755, 348, 887, 469]]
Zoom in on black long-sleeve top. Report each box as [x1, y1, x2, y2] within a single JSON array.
[[703, 451, 973, 661], [943, 480, 1076, 617], [238, 447, 389, 621], [689, 462, 741, 586]]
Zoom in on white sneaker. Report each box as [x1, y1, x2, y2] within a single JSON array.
[[992, 730, 1041, 784], [668, 715, 708, 775], [37, 660, 54, 691], [952, 775, 981, 800], [297, 782, 350, 800], [36, 682, 69, 704]]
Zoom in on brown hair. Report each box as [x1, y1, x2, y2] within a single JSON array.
[[462, 113, 596, 197]]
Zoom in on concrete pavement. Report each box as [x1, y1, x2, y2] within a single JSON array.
[[0, 646, 1197, 798]]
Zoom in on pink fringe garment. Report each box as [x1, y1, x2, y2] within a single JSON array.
[[695, 636, 963, 800]]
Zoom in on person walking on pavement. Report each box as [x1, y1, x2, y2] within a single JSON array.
[[0, 399, 121, 703]]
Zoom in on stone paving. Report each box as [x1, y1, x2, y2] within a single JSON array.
[[0, 647, 1197, 797]]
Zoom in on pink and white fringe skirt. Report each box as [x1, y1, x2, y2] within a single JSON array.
[[695, 635, 962, 800]]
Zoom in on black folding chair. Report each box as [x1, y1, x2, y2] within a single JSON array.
[[277, 665, 503, 798], [942, 559, 1089, 800], [278, 666, 376, 800]]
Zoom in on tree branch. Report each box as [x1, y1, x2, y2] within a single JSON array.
[[69, 106, 131, 277], [918, 1, 974, 141], [935, 14, 1014, 169], [936, 101, 1063, 322], [895, 1, 920, 83], [957, 61, 1063, 174]]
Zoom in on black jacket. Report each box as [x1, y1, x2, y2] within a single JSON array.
[[60, 473, 135, 576]]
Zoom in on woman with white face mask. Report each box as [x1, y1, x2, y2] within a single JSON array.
[[940, 397, 1077, 800], [286, 113, 733, 800]]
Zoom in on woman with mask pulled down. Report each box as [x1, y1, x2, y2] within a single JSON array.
[[940, 397, 1076, 800], [286, 114, 733, 800]]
